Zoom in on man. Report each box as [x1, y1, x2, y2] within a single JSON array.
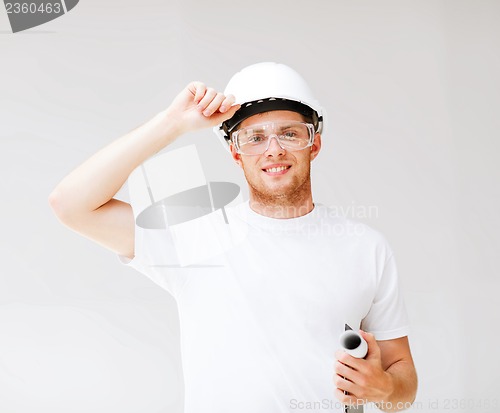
[[49, 62, 417, 412]]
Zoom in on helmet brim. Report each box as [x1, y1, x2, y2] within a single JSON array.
[[219, 98, 322, 142]]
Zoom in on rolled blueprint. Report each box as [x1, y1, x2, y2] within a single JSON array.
[[339, 329, 368, 359]]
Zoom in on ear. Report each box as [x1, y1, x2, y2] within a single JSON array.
[[310, 133, 322, 161], [230, 142, 243, 168]]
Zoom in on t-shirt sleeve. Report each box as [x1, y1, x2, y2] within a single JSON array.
[[361, 250, 410, 341], [116, 209, 242, 297], [117, 224, 188, 298]]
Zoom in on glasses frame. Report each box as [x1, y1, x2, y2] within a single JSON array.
[[231, 121, 316, 156]]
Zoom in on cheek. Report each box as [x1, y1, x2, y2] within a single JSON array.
[[241, 157, 262, 172], [294, 153, 311, 169]]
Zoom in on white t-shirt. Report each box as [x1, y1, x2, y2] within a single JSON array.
[[119, 201, 409, 413]]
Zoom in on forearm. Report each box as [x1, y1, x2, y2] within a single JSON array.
[[49, 80, 239, 222], [377, 360, 418, 412], [49, 109, 180, 218]]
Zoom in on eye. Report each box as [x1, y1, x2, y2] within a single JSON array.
[[282, 131, 298, 140], [248, 134, 265, 143]]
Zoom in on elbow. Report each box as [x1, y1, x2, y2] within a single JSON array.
[[48, 188, 62, 216], [48, 188, 76, 225]]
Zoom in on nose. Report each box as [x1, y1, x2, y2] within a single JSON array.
[[264, 135, 286, 157]]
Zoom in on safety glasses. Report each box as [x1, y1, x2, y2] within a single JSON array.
[[231, 121, 315, 155]]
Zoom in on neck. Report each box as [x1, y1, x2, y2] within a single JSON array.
[[248, 181, 314, 219]]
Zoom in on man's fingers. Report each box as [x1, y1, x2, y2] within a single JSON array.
[[202, 92, 226, 117], [220, 94, 236, 113], [335, 349, 363, 371], [208, 103, 241, 124], [334, 360, 362, 383], [189, 82, 207, 104], [333, 374, 356, 394], [185, 82, 238, 119], [197, 87, 218, 112], [225, 103, 241, 116]]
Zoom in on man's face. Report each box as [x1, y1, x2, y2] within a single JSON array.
[[230, 110, 321, 203]]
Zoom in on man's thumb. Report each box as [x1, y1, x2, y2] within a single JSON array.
[[359, 330, 380, 359]]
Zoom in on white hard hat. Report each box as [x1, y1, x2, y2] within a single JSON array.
[[213, 62, 324, 152]]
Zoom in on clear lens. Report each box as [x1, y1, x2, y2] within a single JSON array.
[[233, 121, 314, 155]]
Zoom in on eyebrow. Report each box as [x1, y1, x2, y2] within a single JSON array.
[[245, 123, 301, 133]]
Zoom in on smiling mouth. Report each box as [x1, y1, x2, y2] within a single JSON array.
[[262, 165, 291, 173]]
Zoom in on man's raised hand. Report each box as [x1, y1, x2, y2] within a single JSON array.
[[166, 81, 240, 135]]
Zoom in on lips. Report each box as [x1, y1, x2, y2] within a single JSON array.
[[261, 164, 292, 174]]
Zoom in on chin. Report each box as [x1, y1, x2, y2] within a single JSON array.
[[244, 167, 308, 200], [255, 181, 298, 200]]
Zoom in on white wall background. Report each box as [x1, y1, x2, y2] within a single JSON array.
[[1, 1, 499, 412]]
